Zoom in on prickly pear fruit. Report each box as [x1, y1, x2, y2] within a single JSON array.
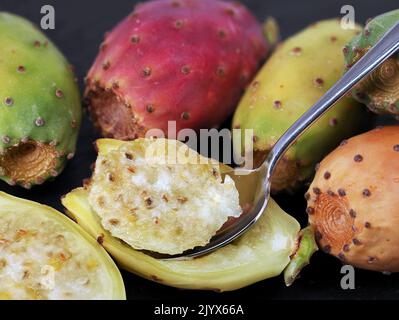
[[85, 0, 268, 140], [63, 138, 316, 291], [232, 19, 373, 192], [0, 13, 82, 188], [344, 9, 399, 116], [306, 126, 399, 272]]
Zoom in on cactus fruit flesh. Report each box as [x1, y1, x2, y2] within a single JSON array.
[[62, 138, 316, 291], [0, 192, 125, 300], [306, 126, 399, 272], [344, 9, 399, 116], [85, 0, 268, 140], [0, 13, 82, 188], [88, 138, 241, 255], [232, 19, 372, 192]]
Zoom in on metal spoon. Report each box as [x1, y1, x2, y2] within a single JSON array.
[[161, 21, 399, 261]]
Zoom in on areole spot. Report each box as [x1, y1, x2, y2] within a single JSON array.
[[323, 245, 331, 253], [35, 117, 45, 127], [330, 36, 337, 42], [349, 209, 356, 218], [306, 207, 315, 215], [143, 67, 152, 77], [315, 163, 320, 171], [315, 230, 323, 241], [290, 47, 302, 56], [340, 139, 348, 147], [131, 35, 140, 44], [4, 97, 13, 106], [216, 67, 225, 77], [338, 252, 346, 261], [2, 136, 10, 144], [102, 61, 110, 70], [181, 65, 191, 75], [365, 221, 371, 228], [304, 192, 310, 200], [174, 20, 184, 29], [146, 104, 155, 113], [17, 65, 26, 73], [181, 112, 190, 120], [327, 190, 336, 196], [273, 100, 282, 109], [55, 89, 64, 98], [343, 46, 349, 55], [338, 188, 346, 197], [354, 154, 363, 162], [314, 78, 324, 88], [393, 145, 399, 152], [329, 118, 338, 127], [324, 171, 331, 180], [362, 188, 371, 197], [313, 187, 321, 195], [343, 244, 350, 252], [218, 29, 227, 38], [352, 238, 361, 245]]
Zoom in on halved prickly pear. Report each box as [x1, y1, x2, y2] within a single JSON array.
[[0, 192, 125, 300], [0, 13, 82, 188], [62, 138, 315, 291]]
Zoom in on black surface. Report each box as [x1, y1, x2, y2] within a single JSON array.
[[1, 0, 398, 300]]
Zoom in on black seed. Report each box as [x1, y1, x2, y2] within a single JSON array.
[[362, 189, 371, 197], [338, 188, 346, 197], [324, 171, 331, 180], [125, 153, 133, 160], [181, 112, 190, 120], [323, 245, 331, 253], [306, 207, 315, 215], [352, 238, 361, 245], [393, 145, 399, 152], [343, 244, 350, 252], [4, 97, 13, 106], [313, 187, 321, 195], [354, 154, 363, 162], [349, 209, 357, 218], [365, 222, 371, 228]]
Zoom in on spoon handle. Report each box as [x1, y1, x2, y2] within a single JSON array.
[[264, 21, 399, 178]]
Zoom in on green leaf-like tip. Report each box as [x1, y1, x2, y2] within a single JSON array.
[[262, 16, 280, 50], [284, 225, 318, 286]]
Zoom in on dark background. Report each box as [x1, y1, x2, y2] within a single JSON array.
[[0, 0, 398, 300]]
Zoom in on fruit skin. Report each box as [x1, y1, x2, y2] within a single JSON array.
[[62, 139, 316, 291], [85, 0, 268, 140], [344, 9, 399, 116], [306, 126, 399, 272], [0, 13, 82, 188], [0, 191, 126, 300], [232, 19, 373, 193]]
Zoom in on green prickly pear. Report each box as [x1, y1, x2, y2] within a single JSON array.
[[232, 19, 373, 193], [0, 13, 82, 188], [344, 9, 399, 117]]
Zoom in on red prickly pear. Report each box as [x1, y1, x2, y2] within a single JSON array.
[[85, 0, 269, 140]]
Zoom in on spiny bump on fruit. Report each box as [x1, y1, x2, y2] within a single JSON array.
[[344, 9, 399, 116], [307, 126, 399, 272], [85, 0, 270, 140], [0, 12, 82, 188]]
